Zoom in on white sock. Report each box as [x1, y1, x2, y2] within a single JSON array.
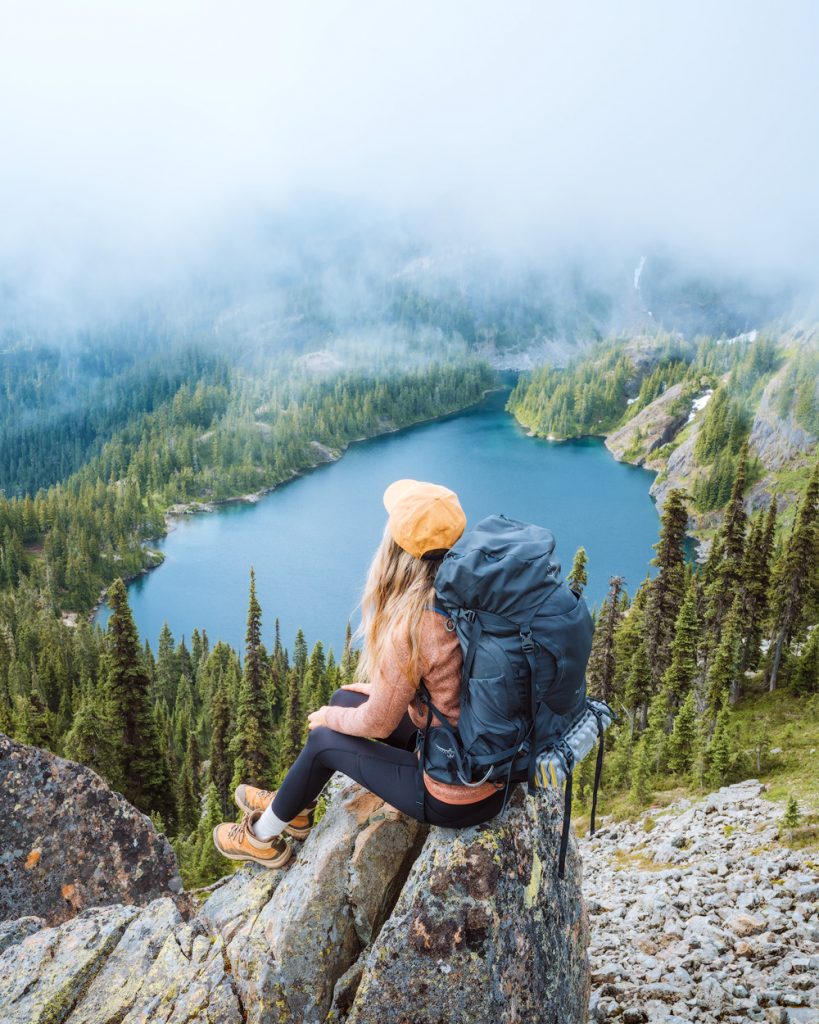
[[252, 804, 288, 840]]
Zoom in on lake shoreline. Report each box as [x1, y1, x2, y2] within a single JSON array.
[[87, 384, 509, 626]]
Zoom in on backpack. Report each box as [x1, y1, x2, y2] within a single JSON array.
[[415, 513, 616, 878]]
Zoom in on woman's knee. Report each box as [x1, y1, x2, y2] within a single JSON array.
[[329, 688, 367, 709], [305, 724, 336, 749]]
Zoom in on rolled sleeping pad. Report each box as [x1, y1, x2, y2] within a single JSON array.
[[534, 699, 615, 790]]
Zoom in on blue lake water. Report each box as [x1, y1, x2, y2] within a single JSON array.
[[95, 386, 666, 658]]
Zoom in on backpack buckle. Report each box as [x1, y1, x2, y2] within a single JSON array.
[[519, 627, 535, 654], [462, 609, 477, 624]]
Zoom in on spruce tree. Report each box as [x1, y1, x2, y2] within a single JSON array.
[[587, 577, 624, 703], [707, 698, 734, 787], [340, 621, 356, 684], [667, 688, 698, 775], [104, 578, 174, 824], [767, 460, 819, 690], [567, 547, 589, 593], [644, 489, 689, 688], [623, 641, 652, 732], [293, 628, 308, 687], [706, 440, 750, 633], [302, 641, 327, 714], [156, 622, 178, 705], [176, 733, 200, 835], [662, 578, 700, 707], [209, 661, 233, 817], [783, 796, 801, 830], [195, 782, 230, 885], [277, 666, 303, 780], [738, 501, 776, 673], [706, 594, 743, 713], [611, 578, 648, 700], [792, 626, 819, 695], [229, 568, 275, 791], [62, 678, 118, 782]]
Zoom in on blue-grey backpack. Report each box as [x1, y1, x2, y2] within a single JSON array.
[[416, 513, 614, 878]]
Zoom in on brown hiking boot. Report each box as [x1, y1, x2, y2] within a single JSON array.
[[233, 784, 317, 840], [212, 810, 293, 869]]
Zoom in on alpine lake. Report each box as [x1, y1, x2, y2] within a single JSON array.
[[95, 379, 679, 658]]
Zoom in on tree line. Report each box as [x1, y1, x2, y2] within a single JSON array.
[[577, 452, 818, 809]]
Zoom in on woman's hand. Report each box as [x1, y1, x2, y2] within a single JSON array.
[[307, 706, 331, 731], [339, 682, 371, 696]]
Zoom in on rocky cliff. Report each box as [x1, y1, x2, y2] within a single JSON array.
[[604, 381, 694, 466], [0, 734, 181, 926], [0, 739, 590, 1024]]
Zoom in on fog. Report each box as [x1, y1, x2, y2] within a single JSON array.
[[1, 1, 818, 327]]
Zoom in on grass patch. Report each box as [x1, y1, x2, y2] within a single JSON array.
[[611, 847, 676, 872], [574, 690, 819, 851]]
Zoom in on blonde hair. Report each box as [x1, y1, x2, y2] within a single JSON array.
[[352, 521, 443, 689]]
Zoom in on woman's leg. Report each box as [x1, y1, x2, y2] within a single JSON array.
[[270, 720, 508, 828], [270, 725, 425, 821], [327, 688, 418, 751]]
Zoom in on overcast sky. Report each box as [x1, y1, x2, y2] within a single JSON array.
[[1, 1, 818, 297]]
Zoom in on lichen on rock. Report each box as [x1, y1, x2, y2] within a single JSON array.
[[0, 758, 590, 1024], [0, 734, 181, 927]]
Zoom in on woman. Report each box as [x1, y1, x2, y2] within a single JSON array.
[[213, 478, 508, 868]]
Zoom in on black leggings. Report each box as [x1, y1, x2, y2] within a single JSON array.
[[270, 688, 509, 827]]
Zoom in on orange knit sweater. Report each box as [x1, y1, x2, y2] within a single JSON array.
[[321, 609, 504, 804]]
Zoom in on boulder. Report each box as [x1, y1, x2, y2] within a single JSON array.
[[338, 783, 590, 1024], [0, 775, 590, 1024], [0, 734, 181, 926]]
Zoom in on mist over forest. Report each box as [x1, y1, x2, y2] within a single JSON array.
[[1, 2, 818, 351]]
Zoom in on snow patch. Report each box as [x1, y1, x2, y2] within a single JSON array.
[[626, 397, 638, 406], [686, 389, 713, 424], [719, 329, 758, 346]]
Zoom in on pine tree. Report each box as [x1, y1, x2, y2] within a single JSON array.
[[302, 641, 327, 715], [738, 500, 776, 673], [706, 440, 750, 633], [707, 699, 734, 787], [587, 577, 624, 703], [783, 796, 801, 830], [176, 733, 200, 835], [209, 660, 233, 817], [706, 594, 743, 713], [667, 688, 698, 775], [567, 547, 588, 592], [62, 678, 118, 782], [611, 577, 648, 700], [767, 461, 819, 691], [195, 782, 230, 886], [791, 627, 819, 695], [277, 667, 303, 780], [292, 629, 308, 687], [623, 642, 652, 732], [662, 578, 700, 707], [644, 489, 689, 688], [229, 568, 276, 791], [104, 578, 174, 824], [156, 622, 178, 705], [340, 621, 356, 684]]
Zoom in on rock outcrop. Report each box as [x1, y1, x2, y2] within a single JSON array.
[[749, 372, 816, 472], [0, 734, 181, 926], [581, 780, 819, 1024], [0, 770, 590, 1024], [340, 783, 589, 1024], [605, 381, 692, 466]]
